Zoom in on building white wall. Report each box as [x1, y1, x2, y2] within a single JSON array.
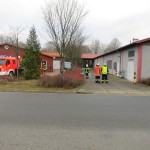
[[120, 46, 138, 79], [142, 43, 150, 79], [94, 45, 139, 81]]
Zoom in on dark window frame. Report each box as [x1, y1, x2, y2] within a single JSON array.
[[107, 60, 112, 69], [114, 62, 117, 70], [6, 59, 10, 66], [128, 50, 135, 57]]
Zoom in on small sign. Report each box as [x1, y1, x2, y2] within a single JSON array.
[[4, 45, 9, 50]]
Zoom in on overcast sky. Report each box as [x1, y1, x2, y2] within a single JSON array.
[[0, 0, 150, 47]]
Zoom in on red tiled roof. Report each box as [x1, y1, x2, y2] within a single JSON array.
[[81, 54, 101, 59], [0, 42, 25, 49], [135, 37, 150, 44], [41, 51, 60, 57]]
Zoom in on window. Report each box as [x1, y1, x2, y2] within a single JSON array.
[[6, 60, 10, 66], [42, 61, 47, 69], [128, 50, 135, 57], [89, 60, 92, 66], [107, 60, 112, 69], [0, 59, 4, 65], [114, 62, 117, 71]]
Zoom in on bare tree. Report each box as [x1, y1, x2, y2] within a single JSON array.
[[43, 0, 87, 73], [81, 45, 91, 54], [0, 26, 26, 47], [64, 31, 86, 66], [10, 27, 27, 77], [104, 38, 121, 53], [41, 41, 56, 52], [91, 39, 102, 54]]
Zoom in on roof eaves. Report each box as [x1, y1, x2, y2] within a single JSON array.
[[95, 42, 137, 59], [0, 42, 25, 49], [41, 53, 53, 58], [135, 37, 150, 44]]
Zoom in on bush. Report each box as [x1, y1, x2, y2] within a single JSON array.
[[0, 76, 17, 83], [23, 69, 41, 80], [38, 67, 85, 88], [142, 78, 150, 86]]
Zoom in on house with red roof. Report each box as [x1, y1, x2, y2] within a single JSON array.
[[94, 37, 150, 82], [0, 43, 61, 73], [41, 51, 61, 72], [0, 43, 24, 57], [81, 54, 101, 68]]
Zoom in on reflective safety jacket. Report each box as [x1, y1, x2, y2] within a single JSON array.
[[84, 68, 89, 73], [43, 65, 47, 71], [101, 66, 109, 74], [94, 66, 101, 76]]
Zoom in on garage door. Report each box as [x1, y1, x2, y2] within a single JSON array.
[[53, 60, 60, 69], [127, 61, 134, 81]]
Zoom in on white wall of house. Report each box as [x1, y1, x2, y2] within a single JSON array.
[[120, 46, 138, 80], [94, 41, 150, 82], [142, 43, 150, 79], [94, 45, 140, 81]]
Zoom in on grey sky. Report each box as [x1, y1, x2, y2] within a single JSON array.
[[0, 0, 150, 47]]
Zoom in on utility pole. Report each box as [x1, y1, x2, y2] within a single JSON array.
[[16, 37, 19, 78]]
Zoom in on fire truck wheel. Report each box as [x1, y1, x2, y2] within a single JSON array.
[[9, 71, 14, 76]]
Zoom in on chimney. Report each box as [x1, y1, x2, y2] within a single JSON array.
[[132, 38, 139, 42]]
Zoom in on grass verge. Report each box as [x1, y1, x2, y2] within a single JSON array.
[[0, 79, 75, 92]]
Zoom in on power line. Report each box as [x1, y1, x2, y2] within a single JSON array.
[[36, 28, 49, 42]]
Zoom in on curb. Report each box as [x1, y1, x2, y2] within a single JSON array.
[[75, 81, 88, 93], [76, 90, 150, 96], [0, 89, 77, 94], [0, 89, 150, 96]]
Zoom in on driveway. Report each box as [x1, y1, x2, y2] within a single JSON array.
[[77, 73, 150, 96], [45, 69, 60, 76]]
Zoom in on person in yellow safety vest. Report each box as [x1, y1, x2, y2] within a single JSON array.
[[101, 64, 109, 83], [84, 64, 89, 79], [43, 64, 47, 72]]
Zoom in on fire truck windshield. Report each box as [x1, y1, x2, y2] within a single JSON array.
[[0, 59, 5, 65]]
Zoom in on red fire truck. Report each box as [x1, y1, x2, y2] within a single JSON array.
[[0, 55, 22, 76]]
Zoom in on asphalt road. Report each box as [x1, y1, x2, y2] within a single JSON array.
[[0, 92, 150, 150]]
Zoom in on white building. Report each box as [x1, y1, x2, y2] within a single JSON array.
[[94, 38, 150, 82]]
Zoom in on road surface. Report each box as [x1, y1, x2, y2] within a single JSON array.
[[0, 92, 150, 150]]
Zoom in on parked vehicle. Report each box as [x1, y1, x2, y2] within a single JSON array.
[[64, 62, 71, 69], [0, 55, 22, 76]]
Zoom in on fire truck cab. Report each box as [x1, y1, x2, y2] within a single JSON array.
[[0, 55, 22, 76]]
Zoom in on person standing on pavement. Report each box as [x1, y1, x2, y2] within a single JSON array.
[[84, 64, 89, 79], [94, 63, 101, 83], [101, 64, 109, 83]]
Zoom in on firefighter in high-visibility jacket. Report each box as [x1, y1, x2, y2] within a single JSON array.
[[101, 64, 109, 83], [43, 65, 47, 71], [94, 63, 101, 83], [84, 64, 89, 79]]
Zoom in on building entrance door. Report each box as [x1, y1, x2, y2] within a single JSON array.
[[53, 60, 60, 69], [127, 61, 134, 81]]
